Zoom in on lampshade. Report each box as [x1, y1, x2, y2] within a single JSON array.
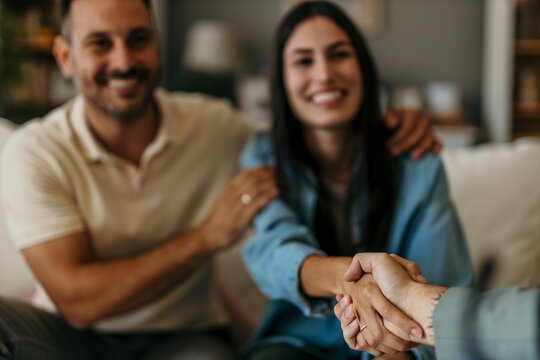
[[182, 20, 239, 74]]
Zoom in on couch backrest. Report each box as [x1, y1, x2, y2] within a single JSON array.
[[442, 138, 540, 289], [0, 118, 36, 296]]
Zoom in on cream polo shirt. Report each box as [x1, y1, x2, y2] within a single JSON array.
[[1, 88, 253, 332]]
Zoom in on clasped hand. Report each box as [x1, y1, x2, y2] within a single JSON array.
[[335, 253, 427, 357]]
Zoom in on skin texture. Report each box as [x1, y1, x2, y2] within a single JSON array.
[[23, 0, 279, 329]]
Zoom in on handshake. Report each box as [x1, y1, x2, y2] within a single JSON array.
[[333, 253, 448, 358]]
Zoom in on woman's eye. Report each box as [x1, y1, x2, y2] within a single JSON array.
[[330, 51, 351, 60], [294, 58, 313, 67]]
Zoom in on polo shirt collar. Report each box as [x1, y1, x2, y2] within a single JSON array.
[[70, 89, 174, 163]]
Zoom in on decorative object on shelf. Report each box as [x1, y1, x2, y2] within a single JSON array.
[[517, 66, 539, 106], [280, 0, 385, 36], [390, 85, 423, 110], [182, 20, 239, 74], [425, 81, 467, 125], [172, 20, 240, 104], [236, 75, 270, 131]]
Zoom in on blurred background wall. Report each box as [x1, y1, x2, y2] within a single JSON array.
[[166, 0, 484, 127], [3, 0, 540, 143]]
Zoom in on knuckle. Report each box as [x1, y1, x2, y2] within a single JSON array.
[[343, 325, 357, 339], [379, 299, 391, 314], [356, 336, 368, 350], [396, 340, 412, 352], [364, 282, 379, 295], [333, 304, 340, 317], [369, 328, 384, 347], [374, 253, 390, 262]]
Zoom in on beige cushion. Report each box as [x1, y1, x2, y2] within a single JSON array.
[[442, 138, 540, 288], [0, 118, 35, 296]]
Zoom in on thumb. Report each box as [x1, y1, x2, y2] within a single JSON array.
[[390, 254, 427, 283], [343, 258, 363, 282]]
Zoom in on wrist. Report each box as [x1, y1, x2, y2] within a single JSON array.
[[402, 282, 448, 345], [299, 256, 352, 298], [333, 256, 356, 295], [195, 221, 219, 255]]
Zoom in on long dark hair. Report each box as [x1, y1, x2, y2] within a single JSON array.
[[270, 0, 399, 253]]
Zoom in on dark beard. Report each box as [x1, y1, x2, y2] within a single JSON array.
[[90, 66, 161, 124]]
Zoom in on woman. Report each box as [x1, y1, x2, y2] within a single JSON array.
[[240, 1, 472, 359]]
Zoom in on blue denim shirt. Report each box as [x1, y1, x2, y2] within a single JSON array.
[[240, 133, 473, 360]]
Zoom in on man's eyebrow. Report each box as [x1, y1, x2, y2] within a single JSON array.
[[82, 31, 110, 42], [130, 27, 155, 35], [82, 27, 154, 41]]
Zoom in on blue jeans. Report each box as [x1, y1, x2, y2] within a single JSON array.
[[0, 297, 235, 360]]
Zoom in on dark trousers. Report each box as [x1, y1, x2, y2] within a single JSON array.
[[245, 344, 317, 360], [0, 297, 235, 360]]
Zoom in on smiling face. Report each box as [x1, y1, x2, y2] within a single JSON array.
[[53, 0, 160, 123], [282, 15, 363, 131]]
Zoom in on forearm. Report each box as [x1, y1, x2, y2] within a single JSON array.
[[299, 255, 351, 297], [29, 227, 212, 328]]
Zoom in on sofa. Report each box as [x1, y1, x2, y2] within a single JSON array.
[[1, 116, 540, 331]]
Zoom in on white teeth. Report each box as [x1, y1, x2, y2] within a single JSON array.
[[108, 78, 137, 89], [312, 90, 342, 104]]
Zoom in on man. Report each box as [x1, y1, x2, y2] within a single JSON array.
[[334, 253, 540, 360], [0, 0, 439, 358]]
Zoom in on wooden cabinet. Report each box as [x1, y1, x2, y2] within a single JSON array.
[[512, 2, 540, 137]]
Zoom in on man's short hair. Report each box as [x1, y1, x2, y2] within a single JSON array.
[[57, 0, 151, 38]]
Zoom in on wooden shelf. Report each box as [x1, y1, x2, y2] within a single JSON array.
[[514, 102, 540, 119], [515, 39, 540, 55]]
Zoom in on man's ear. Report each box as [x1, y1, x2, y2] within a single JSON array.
[[52, 35, 73, 78]]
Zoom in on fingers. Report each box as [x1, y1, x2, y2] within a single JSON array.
[[369, 282, 423, 339], [433, 137, 443, 154], [236, 173, 279, 226], [410, 128, 435, 160], [356, 280, 422, 351], [203, 165, 278, 251], [386, 110, 422, 151], [389, 254, 427, 283], [384, 110, 400, 129], [386, 110, 442, 159], [335, 296, 382, 356], [389, 113, 430, 155], [335, 292, 417, 356], [359, 315, 407, 355], [334, 296, 361, 350], [232, 165, 278, 220]]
